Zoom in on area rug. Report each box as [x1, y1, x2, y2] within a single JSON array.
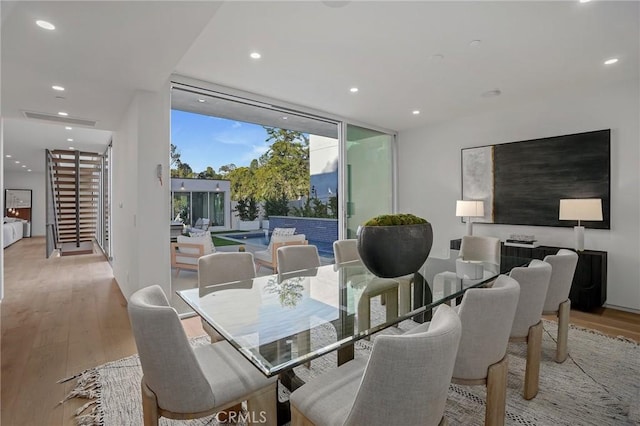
[[59, 320, 639, 425]]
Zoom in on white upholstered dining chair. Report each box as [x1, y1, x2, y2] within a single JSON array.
[[290, 304, 462, 426], [508, 259, 552, 399], [277, 244, 321, 273], [198, 252, 256, 342], [333, 239, 400, 334], [127, 285, 277, 426], [452, 274, 520, 426], [333, 239, 411, 315], [542, 249, 579, 363]]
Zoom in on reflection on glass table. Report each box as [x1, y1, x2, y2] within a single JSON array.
[[178, 255, 530, 380]]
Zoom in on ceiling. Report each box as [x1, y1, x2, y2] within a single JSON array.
[[2, 1, 638, 173]]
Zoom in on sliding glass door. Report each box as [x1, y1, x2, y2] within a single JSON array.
[[344, 124, 395, 238]]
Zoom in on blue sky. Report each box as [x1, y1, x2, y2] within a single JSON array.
[[171, 109, 272, 173]]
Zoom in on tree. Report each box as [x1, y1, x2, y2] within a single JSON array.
[[255, 127, 310, 201], [234, 197, 259, 221], [170, 143, 181, 168], [171, 162, 194, 178], [197, 166, 220, 180]]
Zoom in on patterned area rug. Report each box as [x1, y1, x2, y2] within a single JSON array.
[[60, 320, 639, 425]]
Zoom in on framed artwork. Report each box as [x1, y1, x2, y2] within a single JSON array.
[[461, 129, 610, 229]]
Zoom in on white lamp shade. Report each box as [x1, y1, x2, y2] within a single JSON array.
[[456, 200, 484, 217], [559, 199, 603, 221]]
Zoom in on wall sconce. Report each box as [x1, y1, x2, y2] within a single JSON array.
[[215, 183, 220, 192], [559, 198, 602, 251], [180, 182, 185, 191], [456, 200, 485, 236]]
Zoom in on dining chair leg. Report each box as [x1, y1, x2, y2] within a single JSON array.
[[246, 383, 278, 426], [524, 321, 542, 400], [384, 289, 399, 323], [358, 298, 371, 341], [485, 355, 508, 426], [398, 279, 412, 315], [556, 300, 570, 363], [141, 379, 160, 426], [297, 330, 311, 368], [438, 416, 449, 426]]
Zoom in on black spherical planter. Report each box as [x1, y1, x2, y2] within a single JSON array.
[[356, 223, 433, 278]]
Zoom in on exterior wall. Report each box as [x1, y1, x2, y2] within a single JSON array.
[[269, 216, 338, 244]]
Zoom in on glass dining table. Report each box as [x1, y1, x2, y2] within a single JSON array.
[[177, 254, 531, 383]]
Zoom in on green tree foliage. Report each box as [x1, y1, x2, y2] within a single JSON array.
[[197, 166, 221, 180], [263, 196, 290, 218], [234, 197, 259, 221], [255, 128, 310, 201]]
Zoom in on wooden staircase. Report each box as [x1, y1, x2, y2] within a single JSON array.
[[48, 149, 102, 256]]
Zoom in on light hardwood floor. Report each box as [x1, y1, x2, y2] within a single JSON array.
[[1, 237, 638, 425]]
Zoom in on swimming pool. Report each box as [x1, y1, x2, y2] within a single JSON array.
[[222, 232, 335, 259]]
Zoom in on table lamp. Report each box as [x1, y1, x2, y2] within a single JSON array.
[[456, 200, 485, 236], [559, 198, 602, 251]]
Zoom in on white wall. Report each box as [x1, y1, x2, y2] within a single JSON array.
[[4, 170, 46, 236], [398, 79, 640, 311], [112, 86, 171, 300]]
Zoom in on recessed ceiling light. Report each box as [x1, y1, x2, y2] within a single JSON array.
[[27, 169, 32, 172], [469, 40, 482, 47], [604, 58, 618, 65], [69, 146, 75, 150], [579, 0, 591, 3], [349, 87, 359, 93], [430, 54, 445, 60], [52, 85, 65, 91], [65, 126, 72, 130], [197, 99, 206, 103], [58, 111, 68, 116], [15, 161, 20, 164], [282, 116, 288, 120], [67, 138, 74, 142], [412, 110, 420, 115], [36, 20, 55, 30], [481, 89, 502, 98], [250, 52, 261, 59], [5, 154, 11, 158], [21, 165, 26, 168]]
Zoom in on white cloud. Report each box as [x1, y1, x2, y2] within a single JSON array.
[[232, 121, 242, 129]]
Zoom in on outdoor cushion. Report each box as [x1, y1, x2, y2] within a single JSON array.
[[177, 235, 215, 256], [272, 227, 295, 236], [266, 230, 299, 253]]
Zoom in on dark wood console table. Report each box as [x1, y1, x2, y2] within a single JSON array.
[[450, 239, 607, 312]]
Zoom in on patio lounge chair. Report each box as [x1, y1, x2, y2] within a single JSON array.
[[171, 234, 215, 277], [254, 234, 308, 272]]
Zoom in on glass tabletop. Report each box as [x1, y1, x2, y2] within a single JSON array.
[[177, 255, 530, 377]]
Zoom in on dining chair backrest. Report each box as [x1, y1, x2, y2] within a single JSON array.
[[453, 275, 520, 380], [128, 285, 214, 413], [277, 245, 321, 274], [509, 260, 552, 338], [198, 252, 256, 296], [333, 239, 360, 264], [344, 305, 461, 426], [460, 236, 501, 273], [542, 249, 579, 312]]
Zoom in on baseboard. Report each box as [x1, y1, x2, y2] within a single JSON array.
[[603, 303, 640, 315]]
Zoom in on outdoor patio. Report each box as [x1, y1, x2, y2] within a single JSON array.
[[170, 239, 335, 315]]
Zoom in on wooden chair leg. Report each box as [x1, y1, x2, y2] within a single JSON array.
[[556, 300, 570, 363], [246, 383, 278, 426], [524, 321, 542, 400], [297, 330, 311, 368], [384, 289, 399, 323], [291, 402, 316, 426], [358, 298, 371, 341], [216, 403, 242, 422], [141, 379, 160, 426], [485, 355, 508, 426]]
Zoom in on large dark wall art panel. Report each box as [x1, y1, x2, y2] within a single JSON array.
[[461, 129, 610, 229]]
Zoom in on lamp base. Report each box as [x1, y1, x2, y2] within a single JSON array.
[[574, 225, 585, 251], [466, 220, 473, 236]]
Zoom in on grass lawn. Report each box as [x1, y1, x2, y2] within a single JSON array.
[[212, 236, 244, 247]]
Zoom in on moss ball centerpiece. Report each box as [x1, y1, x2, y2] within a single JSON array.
[[356, 213, 433, 278]]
